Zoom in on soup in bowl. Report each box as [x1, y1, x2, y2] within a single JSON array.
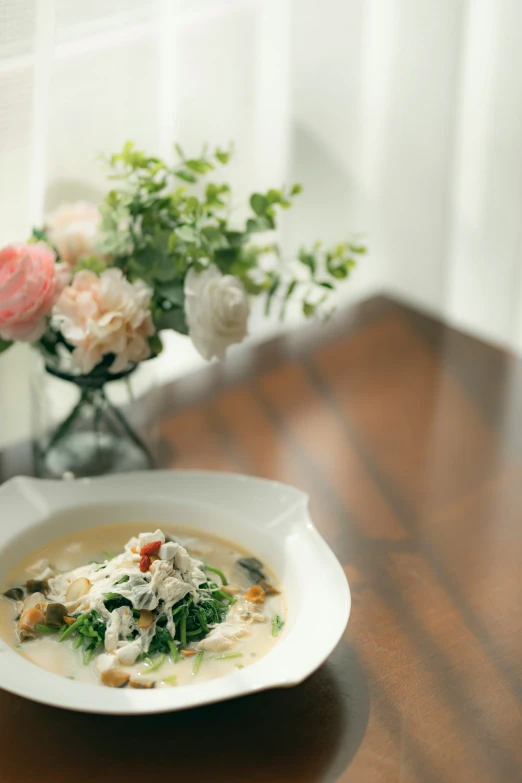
[[0, 471, 350, 714], [0, 524, 285, 689]]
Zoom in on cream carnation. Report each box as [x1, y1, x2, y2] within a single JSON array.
[[184, 264, 249, 360], [45, 202, 102, 267], [53, 268, 155, 374]]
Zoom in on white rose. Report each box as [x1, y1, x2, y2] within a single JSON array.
[[184, 264, 250, 360], [45, 202, 102, 267]]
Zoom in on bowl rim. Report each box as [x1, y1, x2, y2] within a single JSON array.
[[0, 470, 351, 714]]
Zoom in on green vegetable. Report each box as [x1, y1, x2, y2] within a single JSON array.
[[179, 613, 187, 646], [103, 551, 115, 559], [167, 639, 179, 663], [59, 615, 86, 641], [83, 647, 95, 666], [203, 565, 228, 586], [35, 624, 59, 635], [192, 650, 204, 675], [145, 654, 165, 673], [163, 675, 177, 686], [213, 652, 243, 660], [272, 615, 284, 637]]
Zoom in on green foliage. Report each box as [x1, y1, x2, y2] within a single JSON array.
[[28, 227, 48, 244], [73, 255, 107, 276], [98, 140, 364, 336], [0, 339, 12, 355]]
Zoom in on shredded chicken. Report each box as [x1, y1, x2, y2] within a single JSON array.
[[45, 529, 211, 664]]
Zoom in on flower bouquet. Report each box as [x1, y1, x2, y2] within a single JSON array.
[[0, 142, 364, 478]]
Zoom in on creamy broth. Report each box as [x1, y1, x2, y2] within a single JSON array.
[[0, 524, 285, 688]]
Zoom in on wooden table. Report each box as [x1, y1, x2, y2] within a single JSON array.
[[1, 294, 522, 782]]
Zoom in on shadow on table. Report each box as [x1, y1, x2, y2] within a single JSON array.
[[1, 640, 369, 783]]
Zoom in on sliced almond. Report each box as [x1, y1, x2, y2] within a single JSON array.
[[63, 616, 76, 626], [180, 649, 197, 657], [222, 585, 242, 595], [131, 546, 139, 554], [138, 609, 154, 629], [66, 578, 91, 603], [101, 669, 130, 688]]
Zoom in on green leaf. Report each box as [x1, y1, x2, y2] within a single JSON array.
[[0, 339, 12, 355], [175, 169, 197, 184], [226, 231, 248, 248], [349, 243, 367, 254], [326, 255, 351, 279], [174, 142, 185, 160], [156, 307, 188, 335], [298, 250, 316, 276], [290, 183, 303, 196], [317, 280, 334, 289], [154, 259, 178, 282], [29, 227, 47, 243], [161, 283, 184, 307], [284, 280, 297, 300], [202, 226, 229, 250], [72, 255, 107, 276], [148, 333, 164, 356], [246, 215, 274, 234], [280, 279, 298, 320], [215, 148, 230, 164], [266, 189, 282, 204], [303, 301, 316, 317], [175, 225, 199, 244], [250, 193, 268, 216], [264, 274, 280, 316], [186, 158, 214, 174]]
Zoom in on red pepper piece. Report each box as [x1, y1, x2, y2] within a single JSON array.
[[139, 555, 150, 573], [139, 540, 162, 557]]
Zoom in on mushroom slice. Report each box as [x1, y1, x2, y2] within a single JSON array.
[[101, 669, 130, 688], [66, 578, 91, 603], [45, 603, 67, 628], [26, 579, 48, 595], [3, 587, 24, 602]]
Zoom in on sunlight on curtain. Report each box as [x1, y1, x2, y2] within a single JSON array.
[[2, 0, 522, 448]]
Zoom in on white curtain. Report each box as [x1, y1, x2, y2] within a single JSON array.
[[1, 0, 521, 447]]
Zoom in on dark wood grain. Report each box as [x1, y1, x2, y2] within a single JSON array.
[[1, 294, 522, 782]]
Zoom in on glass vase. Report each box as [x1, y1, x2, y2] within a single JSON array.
[[32, 358, 156, 480]]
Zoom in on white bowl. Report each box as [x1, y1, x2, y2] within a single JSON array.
[[0, 471, 350, 714]]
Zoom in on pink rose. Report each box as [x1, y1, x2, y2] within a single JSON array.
[[0, 243, 70, 342]]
